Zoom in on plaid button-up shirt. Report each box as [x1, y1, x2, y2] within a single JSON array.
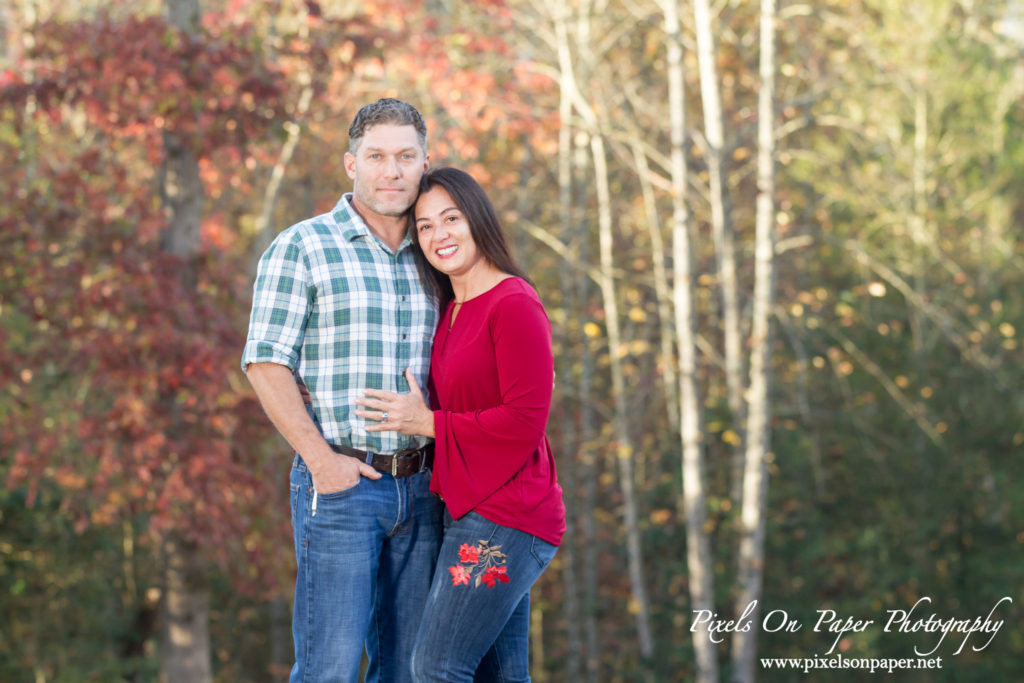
[[242, 194, 438, 455]]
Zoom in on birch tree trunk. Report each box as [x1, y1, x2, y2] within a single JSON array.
[[555, 6, 583, 677], [566, 4, 654, 658], [590, 127, 654, 665], [575, 134, 601, 682], [731, 0, 777, 679], [631, 139, 680, 434], [248, 85, 312, 271], [159, 1, 212, 681], [552, 8, 601, 676], [693, 0, 746, 504], [662, 1, 717, 680]]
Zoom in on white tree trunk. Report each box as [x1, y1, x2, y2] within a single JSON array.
[[631, 139, 680, 434], [732, 0, 777, 679], [554, 7, 584, 677], [591, 128, 655, 663], [552, 9, 602, 676], [249, 1, 314, 274], [662, 1, 718, 681], [693, 0, 746, 504]]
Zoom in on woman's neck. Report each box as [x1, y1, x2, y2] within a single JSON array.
[[451, 266, 510, 304]]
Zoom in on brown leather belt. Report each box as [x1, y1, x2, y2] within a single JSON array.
[[329, 442, 434, 478]]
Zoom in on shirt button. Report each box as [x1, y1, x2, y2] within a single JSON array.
[[402, 334, 407, 340]]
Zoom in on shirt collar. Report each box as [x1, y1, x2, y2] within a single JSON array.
[[332, 194, 414, 253]]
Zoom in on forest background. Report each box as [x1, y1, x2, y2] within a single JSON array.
[[2, 0, 1023, 681]]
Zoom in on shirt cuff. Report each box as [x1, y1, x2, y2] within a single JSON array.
[[241, 340, 298, 372]]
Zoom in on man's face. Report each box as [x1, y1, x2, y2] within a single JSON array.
[[344, 124, 429, 221]]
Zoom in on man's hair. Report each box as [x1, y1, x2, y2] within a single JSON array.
[[348, 98, 427, 154], [411, 167, 531, 312]]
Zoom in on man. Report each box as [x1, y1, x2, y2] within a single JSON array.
[[242, 98, 442, 682]]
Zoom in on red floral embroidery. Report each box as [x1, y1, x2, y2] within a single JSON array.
[[458, 542, 480, 564], [448, 540, 509, 588], [449, 564, 471, 586], [481, 565, 510, 588]]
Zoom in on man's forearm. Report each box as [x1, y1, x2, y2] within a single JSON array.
[[244, 362, 334, 471]]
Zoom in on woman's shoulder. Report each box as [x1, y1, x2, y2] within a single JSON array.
[[485, 277, 549, 325], [489, 276, 542, 303]]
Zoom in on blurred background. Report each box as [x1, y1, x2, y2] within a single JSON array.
[[2, 0, 1022, 681]]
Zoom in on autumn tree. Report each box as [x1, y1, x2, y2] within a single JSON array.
[[4, 1, 1024, 680], [0, 0, 389, 677]]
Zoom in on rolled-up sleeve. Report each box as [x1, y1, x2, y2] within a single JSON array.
[[241, 232, 311, 372]]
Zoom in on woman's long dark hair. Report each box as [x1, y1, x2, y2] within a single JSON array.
[[409, 167, 530, 312]]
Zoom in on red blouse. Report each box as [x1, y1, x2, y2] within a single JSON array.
[[429, 277, 566, 546]]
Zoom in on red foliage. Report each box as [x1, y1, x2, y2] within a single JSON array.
[[0, 11, 301, 596], [0, 0, 554, 600], [0, 140, 292, 591]]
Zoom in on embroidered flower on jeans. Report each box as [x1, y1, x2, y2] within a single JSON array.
[[481, 565, 509, 588], [458, 542, 480, 564], [449, 564, 472, 586], [448, 540, 509, 588]]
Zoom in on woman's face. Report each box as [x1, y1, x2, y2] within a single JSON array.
[[414, 186, 485, 281]]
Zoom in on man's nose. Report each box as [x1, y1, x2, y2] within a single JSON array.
[[384, 156, 401, 178]]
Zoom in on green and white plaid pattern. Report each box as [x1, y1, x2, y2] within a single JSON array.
[[242, 194, 438, 455]]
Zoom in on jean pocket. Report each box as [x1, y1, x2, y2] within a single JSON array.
[[316, 478, 362, 501], [529, 536, 558, 570]]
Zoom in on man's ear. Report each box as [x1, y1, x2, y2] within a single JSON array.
[[344, 152, 356, 180]]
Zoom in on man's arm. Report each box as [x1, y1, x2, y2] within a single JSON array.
[[245, 362, 381, 492]]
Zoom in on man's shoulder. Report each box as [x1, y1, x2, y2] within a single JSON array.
[[278, 211, 341, 242], [272, 200, 362, 250]]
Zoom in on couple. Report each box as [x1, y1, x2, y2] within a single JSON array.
[[242, 98, 566, 682]]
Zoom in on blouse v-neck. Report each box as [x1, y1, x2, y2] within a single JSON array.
[[447, 275, 515, 330]]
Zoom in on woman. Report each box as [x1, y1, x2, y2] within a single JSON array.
[[354, 167, 565, 681]]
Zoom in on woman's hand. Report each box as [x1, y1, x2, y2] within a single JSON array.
[[355, 369, 435, 438]]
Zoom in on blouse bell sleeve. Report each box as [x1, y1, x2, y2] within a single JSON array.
[[431, 292, 554, 518]]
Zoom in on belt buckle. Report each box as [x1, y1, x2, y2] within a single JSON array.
[[391, 447, 420, 477]]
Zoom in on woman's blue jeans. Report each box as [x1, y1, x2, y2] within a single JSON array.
[[410, 511, 558, 682], [289, 455, 444, 682]]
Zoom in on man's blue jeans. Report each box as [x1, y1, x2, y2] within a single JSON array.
[[289, 455, 444, 682], [410, 511, 558, 682]]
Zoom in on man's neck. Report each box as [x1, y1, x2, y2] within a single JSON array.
[[348, 196, 407, 252]]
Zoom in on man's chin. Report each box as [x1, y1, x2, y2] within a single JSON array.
[[376, 202, 414, 218]]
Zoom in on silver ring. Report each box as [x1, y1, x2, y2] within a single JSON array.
[[381, 411, 389, 422]]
